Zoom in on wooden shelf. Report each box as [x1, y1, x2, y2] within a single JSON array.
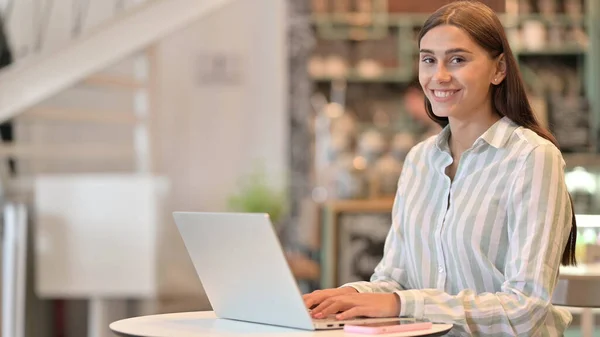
[[311, 13, 427, 28], [564, 153, 600, 168], [312, 13, 586, 29], [309, 4, 600, 180], [325, 197, 394, 213], [312, 69, 411, 83], [515, 47, 587, 56], [503, 13, 586, 26]]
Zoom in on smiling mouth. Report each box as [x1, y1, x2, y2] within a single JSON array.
[[431, 90, 460, 98]]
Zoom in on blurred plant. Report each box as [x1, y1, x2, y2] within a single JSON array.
[[227, 166, 288, 227]]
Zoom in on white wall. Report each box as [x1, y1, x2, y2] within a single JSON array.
[[153, 0, 288, 299]]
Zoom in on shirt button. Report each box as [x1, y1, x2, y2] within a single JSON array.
[[439, 266, 444, 273]]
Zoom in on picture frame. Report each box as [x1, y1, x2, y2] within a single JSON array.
[[319, 198, 394, 288], [337, 212, 391, 285]]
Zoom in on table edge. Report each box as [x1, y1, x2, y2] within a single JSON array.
[[110, 326, 453, 337], [110, 328, 146, 337], [109, 312, 453, 337]]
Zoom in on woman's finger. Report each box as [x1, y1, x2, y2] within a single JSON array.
[[315, 298, 351, 318], [310, 296, 336, 316], [303, 289, 340, 309], [303, 293, 318, 309], [336, 306, 366, 320], [303, 290, 328, 309]]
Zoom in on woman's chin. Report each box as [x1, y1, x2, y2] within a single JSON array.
[[431, 110, 450, 119]]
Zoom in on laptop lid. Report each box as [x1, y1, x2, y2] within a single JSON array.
[[172, 212, 314, 330]]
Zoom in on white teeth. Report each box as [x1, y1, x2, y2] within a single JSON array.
[[434, 90, 457, 98]]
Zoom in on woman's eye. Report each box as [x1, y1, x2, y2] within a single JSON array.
[[450, 57, 465, 64], [421, 57, 434, 64]]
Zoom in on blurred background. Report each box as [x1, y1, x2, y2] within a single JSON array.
[[0, 0, 599, 336]]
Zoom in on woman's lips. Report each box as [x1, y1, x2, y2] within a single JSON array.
[[429, 89, 460, 103]]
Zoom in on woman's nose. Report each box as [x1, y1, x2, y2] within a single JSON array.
[[433, 65, 451, 83]]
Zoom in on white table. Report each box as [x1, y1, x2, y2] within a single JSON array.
[[109, 311, 453, 337], [553, 264, 600, 337]]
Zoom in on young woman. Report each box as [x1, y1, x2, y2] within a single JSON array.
[[303, 1, 577, 335]]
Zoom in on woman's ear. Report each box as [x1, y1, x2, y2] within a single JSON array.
[[492, 53, 507, 85]]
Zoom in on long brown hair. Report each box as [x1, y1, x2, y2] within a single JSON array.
[[418, 0, 577, 266]]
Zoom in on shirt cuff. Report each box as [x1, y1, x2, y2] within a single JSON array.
[[396, 289, 425, 319], [339, 282, 373, 293]]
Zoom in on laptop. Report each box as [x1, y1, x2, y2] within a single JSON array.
[[172, 212, 403, 330]]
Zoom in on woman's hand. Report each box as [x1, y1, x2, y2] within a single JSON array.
[[303, 287, 358, 310], [306, 289, 401, 320]]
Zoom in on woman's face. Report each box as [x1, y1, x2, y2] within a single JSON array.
[[419, 24, 502, 121]]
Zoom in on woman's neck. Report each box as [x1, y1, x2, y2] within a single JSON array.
[[447, 112, 501, 158]]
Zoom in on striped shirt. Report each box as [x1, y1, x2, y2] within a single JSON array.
[[343, 116, 573, 336]]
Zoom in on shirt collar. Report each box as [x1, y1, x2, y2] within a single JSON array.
[[435, 124, 452, 153], [435, 116, 517, 152], [479, 116, 517, 148]]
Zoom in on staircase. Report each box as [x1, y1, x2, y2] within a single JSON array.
[[0, 1, 233, 337], [0, 0, 232, 123], [5, 50, 155, 193], [0, 0, 234, 189]]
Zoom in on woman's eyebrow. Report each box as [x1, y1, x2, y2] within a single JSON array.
[[419, 48, 473, 54]]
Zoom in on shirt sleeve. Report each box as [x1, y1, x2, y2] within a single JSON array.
[[395, 144, 573, 335], [340, 149, 413, 294]]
